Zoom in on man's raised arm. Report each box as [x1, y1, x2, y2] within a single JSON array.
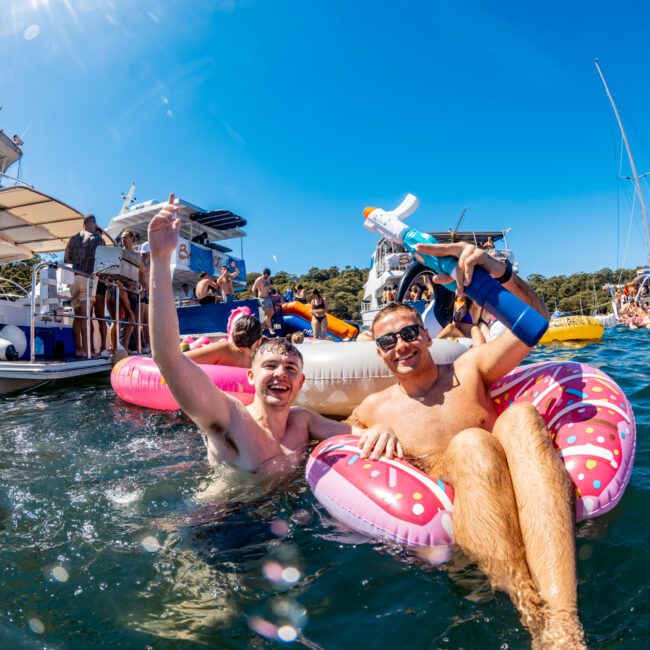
[[414, 241, 550, 385], [148, 194, 234, 432]]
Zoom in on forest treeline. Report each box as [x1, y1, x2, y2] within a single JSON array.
[[3, 256, 644, 322]]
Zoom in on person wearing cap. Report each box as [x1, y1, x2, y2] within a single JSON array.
[[64, 213, 104, 357]]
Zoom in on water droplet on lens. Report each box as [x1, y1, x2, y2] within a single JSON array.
[[28, 617, 45, 634], [281, 567, 300, 584], [277, 625, 297, 642], [142, 535, 160, 552], [52, 566, 69, 582], [24, 25, 40, 41], [270, 519, 289, 537]]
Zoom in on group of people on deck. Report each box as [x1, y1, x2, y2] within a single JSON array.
[[63, 215, 150, 357], [145, 195, 587, 648]]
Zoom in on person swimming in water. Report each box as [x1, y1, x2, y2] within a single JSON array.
[[148, 195, 402, 473], [184, 315, 264, 368]]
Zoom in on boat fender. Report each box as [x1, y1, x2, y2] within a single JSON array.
[[0, 325, 27, 360]]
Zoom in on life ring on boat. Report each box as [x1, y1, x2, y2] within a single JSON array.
[[306, 361, 636, 547], [111, 355, 254, 410]]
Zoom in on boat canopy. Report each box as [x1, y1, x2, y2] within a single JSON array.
[[0, 186, 88, 265], [105, 197, 247, 244]]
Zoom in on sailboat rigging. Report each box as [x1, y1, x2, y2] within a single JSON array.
[[595, 58, 650, 267]]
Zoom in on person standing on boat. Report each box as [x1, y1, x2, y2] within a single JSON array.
[[147, 195, 401, 473], [217, 261, 240, 303], [350, 242, 586, 648], [195, 272, 220, 305], [64, 213, 104, 357], [252, 268, 275, 335], [309, 289, 328, 340]]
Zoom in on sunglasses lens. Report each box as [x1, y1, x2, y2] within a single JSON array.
[[376, 334, 397, 350], [400, 324, 420, 342], [376, 324, 420, 350]]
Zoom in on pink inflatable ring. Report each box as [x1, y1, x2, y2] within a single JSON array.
[[111, 356, 254, 410], [306, 361, 636, 548]]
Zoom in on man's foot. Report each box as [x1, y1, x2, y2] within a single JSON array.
[[541, 610, 586, 649]]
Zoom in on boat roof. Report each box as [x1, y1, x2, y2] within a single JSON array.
[[0, 186, 98, 265], [424, 230, 509, 245], [0, 130, 23, 175], [105, 197, 247, 244]]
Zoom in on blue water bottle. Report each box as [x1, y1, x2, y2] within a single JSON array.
[[363, 195, 549, 347]]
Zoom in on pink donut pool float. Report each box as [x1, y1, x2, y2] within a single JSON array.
[[111, 356, 254, 410], [306, 361, 636, 548]]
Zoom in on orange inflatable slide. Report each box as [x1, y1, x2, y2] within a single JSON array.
[[281, 301, 358, 339]]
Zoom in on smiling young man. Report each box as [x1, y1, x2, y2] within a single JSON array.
[[148, 196, 401, 475], [350, 242, 585, 649]]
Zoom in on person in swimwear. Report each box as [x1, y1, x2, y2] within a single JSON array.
[[436, 295, 487, 346], [148, 195, 401, 473], [310, 289, 328, 340], [185, 315, 263, 368], [217, 261, 240, 303], [350, 241, 585, 648], [252, 268, 275, 334]]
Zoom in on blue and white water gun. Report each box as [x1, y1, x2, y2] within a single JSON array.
[[363, 194, 549, 347]]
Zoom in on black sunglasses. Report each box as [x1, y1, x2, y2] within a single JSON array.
[[375, 323, 422, 351]]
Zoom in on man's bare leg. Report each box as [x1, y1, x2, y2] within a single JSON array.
[[434, 428, 545, 639], [492, 402, 585, 648]]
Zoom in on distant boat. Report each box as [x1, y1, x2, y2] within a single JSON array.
[[360, 227, 517, 333]]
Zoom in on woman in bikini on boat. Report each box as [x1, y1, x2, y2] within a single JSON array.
[[310, 289, 328, 340]]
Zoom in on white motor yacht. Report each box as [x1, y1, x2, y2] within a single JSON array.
[[360, 229, 518, 331]]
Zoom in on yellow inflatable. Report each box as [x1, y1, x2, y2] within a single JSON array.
[[539, 316, 604, 345]]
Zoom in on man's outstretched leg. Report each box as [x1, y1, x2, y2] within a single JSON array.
[[434, 428, 545, 640], [492, 402, 585, 648]]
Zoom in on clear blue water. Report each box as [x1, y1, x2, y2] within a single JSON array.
[[1, 328, 649, 649]]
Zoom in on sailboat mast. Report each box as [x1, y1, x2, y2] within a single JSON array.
[[595, 58, 650, 266]]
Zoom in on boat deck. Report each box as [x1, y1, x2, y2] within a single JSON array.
[[0, 357, 113, 395]]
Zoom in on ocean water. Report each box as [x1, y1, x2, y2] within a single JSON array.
[[0, 328, 648, 649]]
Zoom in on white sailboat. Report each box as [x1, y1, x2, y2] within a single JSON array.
[[595, 59, 650, 324]]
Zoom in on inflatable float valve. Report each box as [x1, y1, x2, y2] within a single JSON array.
[[363, 194, 549, 347]]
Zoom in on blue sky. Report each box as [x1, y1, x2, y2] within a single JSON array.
[[3, 0, 650, 278]]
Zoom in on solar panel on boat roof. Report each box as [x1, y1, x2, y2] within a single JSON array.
[[189, 210, 247, 230]]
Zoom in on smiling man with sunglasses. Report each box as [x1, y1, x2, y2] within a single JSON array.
[[350, 241, 586, 648]]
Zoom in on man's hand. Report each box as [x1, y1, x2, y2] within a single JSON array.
[[414, 241, 507, 296], [148, 193, 179, 258], [358, 425, 404, 460]]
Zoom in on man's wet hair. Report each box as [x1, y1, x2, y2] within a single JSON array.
[[231, 315, 263, 349], [252, 338, 303, 366], [262, 268, 271, 276], [371, 302, 424, 335]]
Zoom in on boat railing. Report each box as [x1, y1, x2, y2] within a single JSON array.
[[29, 261, 143, 362], [0, 277, 30, 301]]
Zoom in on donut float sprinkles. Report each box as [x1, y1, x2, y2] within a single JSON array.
[[306, 361, 636, 548]]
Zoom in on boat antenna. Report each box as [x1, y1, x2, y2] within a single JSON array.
[[452, 206, 468, 233], [595, 58, 650, 266], [119, 182, 137, 214]]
